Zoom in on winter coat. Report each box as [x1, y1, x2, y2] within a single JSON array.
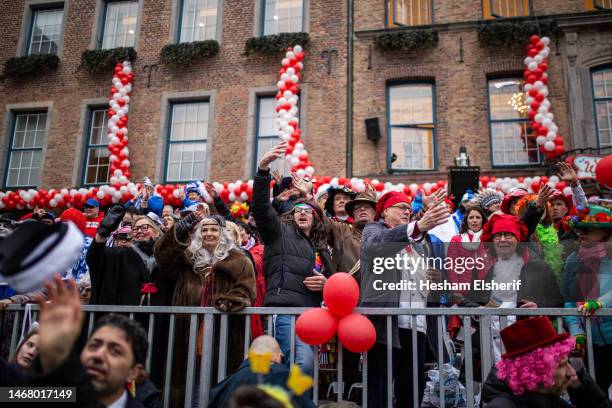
[[327, 219, 362, 280], [359, 220, 425, 347], [208, 360, 316, 408], [84, 212, 104, 238], [562, 251, 612, 347], [461, 248, 563, 307], [86, 239, 174, 306], [481, 367, 611, 408], [154, 224, 256, 310], [251, 169, 334, 307]]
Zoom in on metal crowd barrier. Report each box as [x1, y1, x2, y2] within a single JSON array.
[[2, 306, 610, 408]]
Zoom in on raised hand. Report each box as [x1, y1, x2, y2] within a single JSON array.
[[37, 275, 84, 373], [535, 183, 553, 208], [417, 203, 449, 232], [556, 162, 578, 185], [271, 169, 283, 184], [290, 172, 313, 197], [259, 141, 288, 170], [423, 188, 447, 210], [204, 182, 218, 199]]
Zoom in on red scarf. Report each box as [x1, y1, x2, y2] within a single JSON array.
[[577, 243, 606, 299]]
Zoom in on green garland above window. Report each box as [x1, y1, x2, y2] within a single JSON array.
[[80, 47, 137, 74], [374, 29, 439, 51], [245, 32, 309, 55], [160, 40, 219, 65], [1, 54, 59, 81], [477, 20, 559, 48]]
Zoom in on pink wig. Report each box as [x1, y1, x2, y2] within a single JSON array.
[[495, 337, 575, 395]]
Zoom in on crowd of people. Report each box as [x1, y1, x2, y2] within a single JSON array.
[[0, 140, 611, 408]]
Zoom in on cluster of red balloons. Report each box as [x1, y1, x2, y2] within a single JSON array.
[[296, 273, 376, 353], [275, 45, 314, 178], [107, 61, 134, 186], [523, 35, 565, 160], [595, 155, 612, 189]]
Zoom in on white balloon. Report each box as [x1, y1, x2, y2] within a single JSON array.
[[526, 96, 535, 105], [114, 169, 123, 177], [296, 169, 305, 177], [286, 67, 296, 75], [280, 133, 290, 141], [534, 55, 543, 64], [528, 62, 538, 71], [293, 45, 302, 53], [117, 109, 125, 118], [173, 189, 180, 198], [542, 118, 553, 128], [563, 186, 572, 196], [123, 95, 130, 104], [283, 90, 293, 98], [540, 88, 549, 97], [296, 62, 304, 70], [534, 81, 544, 90], [536, 136, 546, 145], [524, 57, 534, 66], [540, 48, 549, 58], [550, 124, 558, 133], [123, 66, 132, 75], [97, 191, 105, 199], [113, 93, 121, 101], [544, 141, 555, 151], [229, 192, 236, 202], [281, 58, 289, 66], [285, 51, 295, 59], [546, 131, 557, 140], [541, 37, 550, 45], [121, 160, 130, 167], [277, 81, 285, 89], [124, 84, 132, 93], [280, 73, 289, 81], [534, 113, 544, 123], [549, 175, 559, 184], [290, 157, 299, 166], [305, 166, 314, 176], [290, 75, 299, 83], [119, 176, 128, 184], [538, 106, 548, 114]]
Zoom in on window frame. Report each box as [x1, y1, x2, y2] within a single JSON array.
[[81, 107, 110, 186], [386, 0, 434, 28], [591, 65, 612, 148], [176, 0, 220, 43], [252, 95, 281, 176], [386, 81, 438, 173], [3, 111, 48, 189], [483, 0, 530, 19], [26, 5, 64, 56], [163, 100, 211, 183], [486, 76, 541, 168], [260, 0, 305, 36], [585, 0, 612, 11], [98, 0, 140, 49]]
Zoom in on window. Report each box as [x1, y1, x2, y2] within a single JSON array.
[[388, 83, 435, 170], [83, 109, 110, 185], [4, 112, 47, 188], [179, 0, 218, 42], [263, 0, 303, 36], [483, 0, 529, 19], [28, 7, 64, 55], [165, 102, 209, 182], [585, 0, 612, 11], [592, 67, 612, 147], [100, 0, 139, 49], [387, 0, 431, 27], [254, 96, 281, 175], [488, 78, 540, 166]]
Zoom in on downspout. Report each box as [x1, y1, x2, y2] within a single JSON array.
[[346, 0, 354, 177]]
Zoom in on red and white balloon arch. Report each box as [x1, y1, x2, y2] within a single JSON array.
[[0, 40, 576, 212]]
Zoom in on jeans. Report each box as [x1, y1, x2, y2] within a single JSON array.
[[273, 314, 315, 376]]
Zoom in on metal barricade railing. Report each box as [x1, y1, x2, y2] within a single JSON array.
[[1, 306, 610, 408]]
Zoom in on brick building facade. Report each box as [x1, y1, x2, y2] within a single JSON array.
[[0, 0, 611, 190]]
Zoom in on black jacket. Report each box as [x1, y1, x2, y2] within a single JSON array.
[[208, 361, 316, 408], [481, 367, 611, 408], [251, 169, 333, 307], [87, 240, 174, 306]]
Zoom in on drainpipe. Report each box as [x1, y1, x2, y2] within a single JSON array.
[[346, 0, 354, 177]]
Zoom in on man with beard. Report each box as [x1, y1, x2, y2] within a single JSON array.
[[29, 275, 147, 407], [87, 205, 174, 306]]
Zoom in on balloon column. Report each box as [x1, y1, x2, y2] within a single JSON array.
[[275, 45, 314, 178], [108, 61, 134, 185], [524, 35, 565, 160], [295, 273, 376, 353]]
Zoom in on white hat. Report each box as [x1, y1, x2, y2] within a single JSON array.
[[314, 184, 330, 201]]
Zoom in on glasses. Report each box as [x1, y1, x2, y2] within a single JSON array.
[[390, 204, 411, 211], [132, 224, 152, 233], [294, 207, 314, 215], [493, 232, 516, 240]]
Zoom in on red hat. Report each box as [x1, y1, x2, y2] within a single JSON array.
[[481, 213, 528, 242], [60, 208, 87, 234], [375, 191, 411, 221], [501, 316, 569, 359], [501, 188, 528, 214], [549, 189, 573, 210]]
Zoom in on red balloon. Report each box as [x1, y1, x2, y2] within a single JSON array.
[[556, 181, 567, 190], [541, 176, 549, 183], [337, 313, 376, 353], [595, 155, 612, 188], [296, 308, 338, 345], [539, 62, 548, 72], [535, 93, 544, 102], [554, 145, 565, 156], [323, 273, 360, 318], [528, 48, 538, 57], [529, 35, 541, 45], [533, 68, 543, 78], [531, 181, 541, 193], [527, 75, 537, 84], [530, 102, 540, 111]]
